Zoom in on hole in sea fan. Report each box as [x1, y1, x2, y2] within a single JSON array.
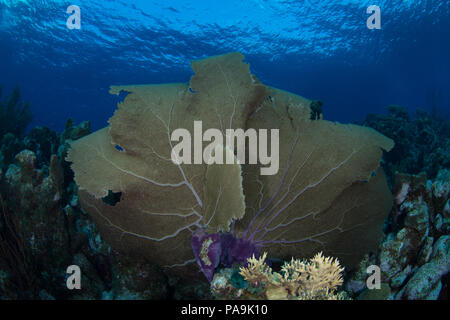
[[115, 145, 124, 152], [101, 190, 122, 206]]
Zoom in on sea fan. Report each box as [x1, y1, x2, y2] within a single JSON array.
[[66, 52, 394, 282]]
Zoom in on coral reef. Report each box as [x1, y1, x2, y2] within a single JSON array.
[[0, 126, 58, 172], [0, 121, 91, 299], [67, 52, 394, 284], [363, 105, 450, 180], [211, 252, 347, 300], [345, 169, 449, 299], [0, 59, 447, 300], [0, 85, 32, 139], [309, 100, 323, 120]]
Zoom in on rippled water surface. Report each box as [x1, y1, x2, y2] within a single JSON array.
[[0, 0, 449, 130]]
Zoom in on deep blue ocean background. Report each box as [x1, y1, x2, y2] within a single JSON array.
[[0, 0, 449, 132]]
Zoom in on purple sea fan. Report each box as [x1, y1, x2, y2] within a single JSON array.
[[191, 229, 222, 281], [192, 229, 261, 281], [66, 52, 394, 282]]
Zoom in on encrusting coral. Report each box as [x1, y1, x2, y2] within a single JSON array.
[[211, 251, 346, 300], [66, 52, 394, 283], [345, 169, 449, 300]]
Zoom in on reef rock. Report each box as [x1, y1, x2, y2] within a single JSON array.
[[398, 235, 449, 299]]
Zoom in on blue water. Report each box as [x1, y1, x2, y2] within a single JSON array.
[[0, 0, 449, 132]]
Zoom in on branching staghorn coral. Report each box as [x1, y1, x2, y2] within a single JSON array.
[[66, 52, 394, 282], [239, 251, 346, 300]]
